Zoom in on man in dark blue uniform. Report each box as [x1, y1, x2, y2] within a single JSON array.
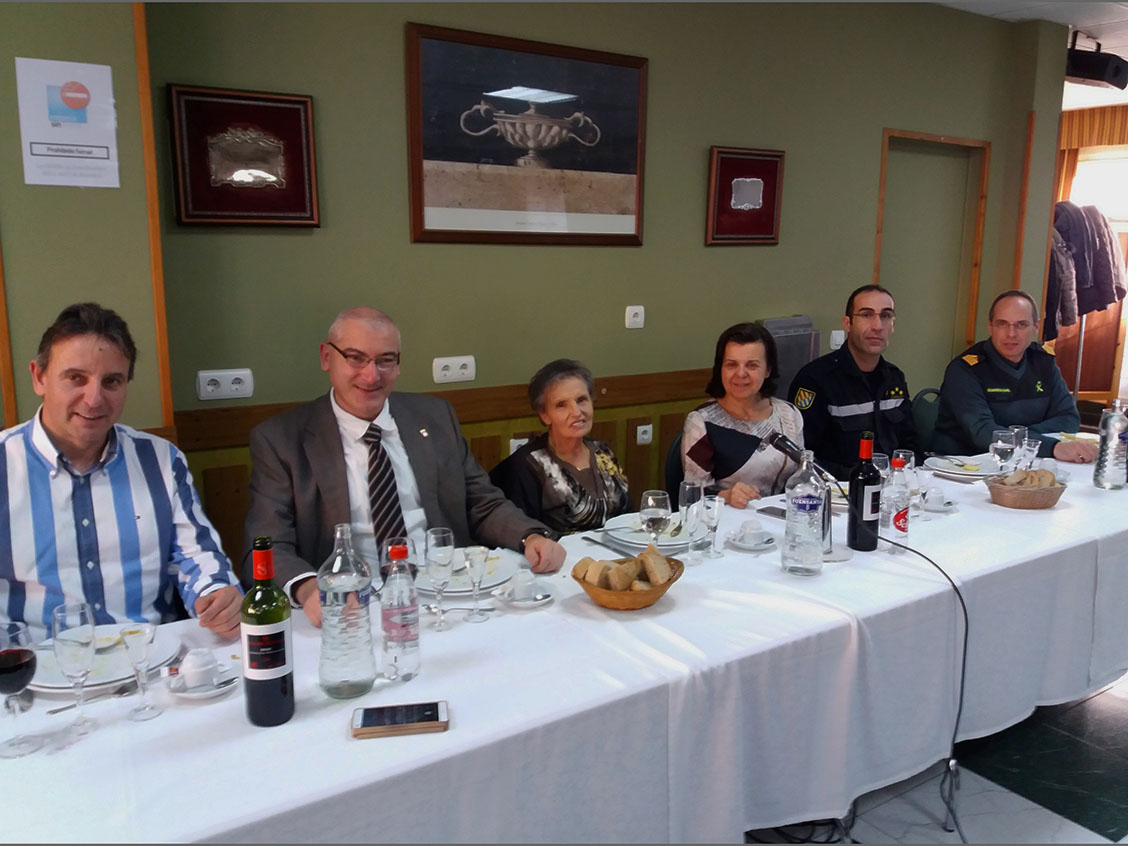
[[933, 290, 1097, 463], [788, 284, 918, 480]]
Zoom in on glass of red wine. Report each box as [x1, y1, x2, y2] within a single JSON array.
[[0, 622, 44, 758]]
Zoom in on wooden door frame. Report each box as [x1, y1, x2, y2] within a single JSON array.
[[872, 128, 991, 349]]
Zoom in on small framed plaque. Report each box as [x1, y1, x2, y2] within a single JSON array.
[[168, 84, 319, 226], [705, 146, 784, 245]]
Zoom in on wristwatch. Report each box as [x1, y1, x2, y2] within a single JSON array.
[[520, 527, 556, 547]]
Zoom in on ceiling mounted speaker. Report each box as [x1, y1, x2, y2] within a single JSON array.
[[1066, 46, 1128, 89]]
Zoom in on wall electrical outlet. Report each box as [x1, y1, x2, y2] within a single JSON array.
[[625, 305, 645, 329], [829, 329, 846, 350], [432, 355, 476, 384], [196, 368, 254, 400], [636, 423, 653, 445]]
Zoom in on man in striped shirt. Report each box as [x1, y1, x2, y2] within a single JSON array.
[[0, 303, 242, 640]]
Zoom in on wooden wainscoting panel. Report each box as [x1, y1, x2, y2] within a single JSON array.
[[471, 435, 503, 473], [142, 425, 178, 445], [590, 420, 618, 446], [175, 369, 712, 454], [201, 464, 251, 567], [625, 415, 652, 510]]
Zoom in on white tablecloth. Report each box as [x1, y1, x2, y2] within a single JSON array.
[[5, 471, 1127, 843]]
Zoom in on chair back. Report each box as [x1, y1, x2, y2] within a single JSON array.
[[911, 388, 941, 453], [665, 431, 684, 498]]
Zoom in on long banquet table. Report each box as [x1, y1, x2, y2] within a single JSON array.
[[5, 470, 1128, 843]]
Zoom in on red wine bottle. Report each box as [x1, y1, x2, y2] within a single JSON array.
[[240, 537, 295, 726], [847, 432, 882, 551], [0, 648, 36, 695]]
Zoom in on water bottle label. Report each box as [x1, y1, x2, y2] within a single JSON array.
[[893, 507, 909, 533], [240, 620, 293, 680], [793, 494, 822, 513], [357, 586, 371, 607], [861, 484, 882, 521], [382, 604, 419, 643]]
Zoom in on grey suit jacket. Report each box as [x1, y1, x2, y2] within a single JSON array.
[[243, 392, 548, 587]]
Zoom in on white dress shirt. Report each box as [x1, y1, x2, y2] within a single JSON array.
[[329, 390, 428, 567]]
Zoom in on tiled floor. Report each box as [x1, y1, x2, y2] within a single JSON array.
[[746, 672, 1128, 844]]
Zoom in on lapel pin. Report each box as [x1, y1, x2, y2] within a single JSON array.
[[419, 427, 429, 438]]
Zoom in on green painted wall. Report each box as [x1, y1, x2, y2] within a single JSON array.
[[143, 3, 1066, 412], [0, 3, 163, 428]]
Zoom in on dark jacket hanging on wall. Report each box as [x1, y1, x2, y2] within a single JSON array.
[[1080, 204, 1127, 315], [1043, 228, 1078, 342]]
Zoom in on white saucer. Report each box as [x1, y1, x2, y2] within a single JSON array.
[[922, 502, 958, 514], [726, 532, 777, 552], [167, 664, 239, 700], [492, 583, 554, 608]]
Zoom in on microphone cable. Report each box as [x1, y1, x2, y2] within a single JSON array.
[[825, 474, 970, 844]]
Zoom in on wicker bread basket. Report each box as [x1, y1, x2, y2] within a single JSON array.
[[573, 557, 684, 610], [985, 478, 1066, 509]]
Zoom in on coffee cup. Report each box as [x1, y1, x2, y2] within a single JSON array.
[[921, 486, 950, 512], [179, 648, 220, 689], [510, 568, 535, 601], [738, 519, 771, 546]]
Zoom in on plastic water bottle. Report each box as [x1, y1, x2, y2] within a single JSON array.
[[380, 542, 421, 681], [317, 524, 377, 699], [1093, 399, 1128, 490], [886, 458, 911, 553], [782, 450, 827, 576]]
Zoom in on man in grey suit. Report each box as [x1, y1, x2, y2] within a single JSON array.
[[245, 306, 566, 626]]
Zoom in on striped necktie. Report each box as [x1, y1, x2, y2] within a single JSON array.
[[361, 423, 406, 544]]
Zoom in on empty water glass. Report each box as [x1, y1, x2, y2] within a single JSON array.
[[51, 603, 97, 736], [1022, 437, 1041, 469], [425, 528, 455, 632], [120, 622, 162, 722], [700, 495, 723, 559], [463, 546, 489, 624]]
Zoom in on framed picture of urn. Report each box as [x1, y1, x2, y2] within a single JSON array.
[[405, 23, 648, 245], [168, 83, 320, 226]]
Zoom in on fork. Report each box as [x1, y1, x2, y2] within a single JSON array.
[[47, 680, 137, 714]]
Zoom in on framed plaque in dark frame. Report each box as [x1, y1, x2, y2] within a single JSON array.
[[705, 146, 784, 245], [406, 23, 647, 245], [168, 84, 320, 226]]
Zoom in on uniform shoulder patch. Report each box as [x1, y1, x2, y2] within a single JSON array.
[[1041, 343, 1056, 356], [961, 354, 979, 366], [794, 388, 815, 410]]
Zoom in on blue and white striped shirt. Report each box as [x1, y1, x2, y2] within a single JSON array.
[[0, 410, 238, 639]]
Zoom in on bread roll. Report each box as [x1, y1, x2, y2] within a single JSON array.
[[640, 544, 671, 586], [630, 579, 653, 591], [607, 558, 643, 591], [584, 560, 613, 589], [572, 557, 596, 580], [1003, 470, 1027, 486], [1031, 468, 1058, 488]]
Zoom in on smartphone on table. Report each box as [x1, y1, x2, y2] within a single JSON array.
[[350, 700, 449, 739], [756, 505, 787, 520]]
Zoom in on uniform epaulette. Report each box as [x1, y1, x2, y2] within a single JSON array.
[[961, 354, 979, 366]]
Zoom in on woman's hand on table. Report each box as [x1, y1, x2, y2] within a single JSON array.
[[524, 535, 565, 573], [719, 482, 761, 509]]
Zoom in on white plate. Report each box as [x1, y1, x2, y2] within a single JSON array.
[[167, 664, 240, 701], [603, 513, 691, 552], [415, 550, 519, 596], [726, 532, 777, 552], [922, 454, 999, 478], [32, 623, 180, 693], [492, 583, 554, 608]]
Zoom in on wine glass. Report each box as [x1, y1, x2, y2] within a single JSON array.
[[639, 490, 671, 546], [700, 495, 724, 559], [425, 528, 455, 631], [677, 481, 705, 564], [463, 546, 489, 623], [120, 622, 162, 722], [1022, 437, 1041, 470], [51, 603, 97, 735], [0, 622, 44, 758], [989, 429, 1016, 473], [892, 449, 920, 513]]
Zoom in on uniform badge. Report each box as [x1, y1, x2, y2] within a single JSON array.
[[794, 388, 815, 410], [419, 427, 429, 438], [962, 354, 979, 366], [1035, 381, 1044, 393]]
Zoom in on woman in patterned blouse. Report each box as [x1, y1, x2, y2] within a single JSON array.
[[490, 359, 630, 533], [682, 323, 804, 508]]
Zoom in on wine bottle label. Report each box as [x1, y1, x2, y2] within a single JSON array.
[[382, 604, 419, 643], [861, 484, 882, 521], [241, 621, 293, 680]]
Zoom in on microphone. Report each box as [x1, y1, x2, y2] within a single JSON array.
[[766, 431, 803, 463]]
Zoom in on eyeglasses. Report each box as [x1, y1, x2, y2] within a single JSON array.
[[991, 319, 1034, 333], [850, 309, 896, 324], [326, 342, 400, 372]]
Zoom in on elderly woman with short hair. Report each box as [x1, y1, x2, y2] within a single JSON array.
[[490, 359, 630, 533]]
